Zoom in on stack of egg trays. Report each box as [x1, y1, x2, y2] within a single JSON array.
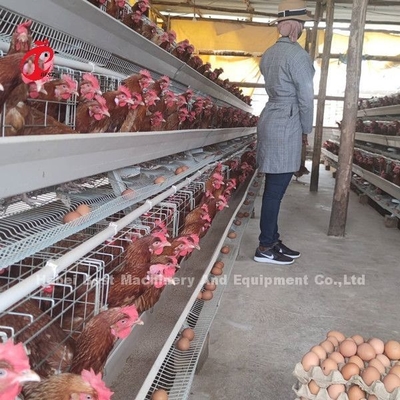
[[292, 363, 400, 400]]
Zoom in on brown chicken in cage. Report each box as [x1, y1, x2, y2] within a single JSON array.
[[141, 20, 158, 41], [121, 69, 154, 95], [0, 54, 32, 112], [133, 262, 177, 314], [152, 29, 176, 52], [131, 0, 150, 15], [105, 0, 127, 19], [0, 20, 34, 110], [122, 0, 149, 31], [138, 110, 165, 132], [96, 233, 171, 309], [179, 209, 211, 238], [4, 79, 78, 136], [78, 73, 102, 101], [23, 368, 113, 400], [0, 298, 75, 378], [150, 91, 188, 130], [203, 193, 229, 221], [76, 94, 111, 133], [147, 75, 170, 104], [107, 260, 175, 308], [122, 9, 145, 34], [152, 234, 200, 263], [69, 305, 142, 374], [89, 85, 135, 133], [7, 20, 33, 55], [121, 89, 159, 132], [28, 74, 78, 123], [110, 230, 170, 273]]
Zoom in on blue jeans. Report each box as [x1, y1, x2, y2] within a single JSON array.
[[258, 172, 293, 248]]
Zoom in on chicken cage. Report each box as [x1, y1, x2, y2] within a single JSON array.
[[0, 3, 254, 135]]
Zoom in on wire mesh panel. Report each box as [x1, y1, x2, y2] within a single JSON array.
[[0, 5, 240, 116], [0, 55, 123, 136], [0, 185, 114, 248], [139, 203, 178, 237], [164, 190, 194, 235], [0, 8, 113, 65], [185, 181, 206, 208]]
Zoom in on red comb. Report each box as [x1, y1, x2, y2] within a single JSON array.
[[61, 74, 78, 91], [16, 20, 32, 32], [189, 233, 200, 244], [152, 231, 168, 242], [118, 85, 132, 98], [82, 73, 100, 90], [81, 369, 113, 400], [0, 341, 31, 373], [139, 69, 152, 79]]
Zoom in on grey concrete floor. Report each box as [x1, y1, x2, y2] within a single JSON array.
[[188, 162, 400, 400]]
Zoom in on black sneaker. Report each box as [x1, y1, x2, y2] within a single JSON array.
[[253, 247, 294, 265], [275, 240, 301, 258]]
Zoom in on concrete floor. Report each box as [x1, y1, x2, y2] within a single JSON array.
[[188, 162, 400, 400]]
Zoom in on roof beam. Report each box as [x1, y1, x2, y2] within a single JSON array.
[[152, 2, 400, 26], [185, 0, 204, 18], [151, 1, 276, 18], [165, 14, 400, 28]]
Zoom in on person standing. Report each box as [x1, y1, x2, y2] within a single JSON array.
[[254, 0, 315, 265]]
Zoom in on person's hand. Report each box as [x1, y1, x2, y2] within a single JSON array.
[[302, 134, 308, 146]]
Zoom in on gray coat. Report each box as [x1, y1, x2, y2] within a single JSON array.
[[256, 37, 315, 174]]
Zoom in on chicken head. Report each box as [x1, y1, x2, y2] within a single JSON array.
[[114, 85, 134, 107], [146, 264, 176, 289], [77, 369, 113, 400], [0, 341, 40, 399], [88, 95, 110, 120], [110, 305, 143, 339], [79, 73, 102, 100]]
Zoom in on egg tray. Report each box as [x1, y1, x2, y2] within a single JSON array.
[[293, 380, 400, 400], [293, 380, 348, 400], [293, 363, 400, 400]]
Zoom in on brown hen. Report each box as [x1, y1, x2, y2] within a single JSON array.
[[0, 53, 27, 111], [0, 299, 75, 378], [76, 95, 110, 133], [133, 263, 177, 314], [23, 368, 113, 400], [7, 20, 33, 55], [90, 85, 135, 133], [120, 231, 171, 274], [69, 305, 141, 374], [28, 74, 78, 122]]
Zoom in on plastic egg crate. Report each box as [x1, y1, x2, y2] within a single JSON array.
[[293, 362, 400, 400]]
